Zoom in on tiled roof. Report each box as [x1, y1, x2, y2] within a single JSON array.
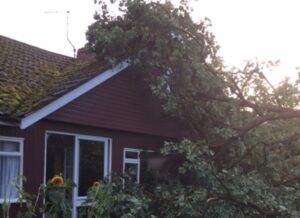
[[0, 35, 107, 119]]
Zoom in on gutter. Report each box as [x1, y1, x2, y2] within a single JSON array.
[[0, 114, 20, 127], [0, 120, 20, 127]]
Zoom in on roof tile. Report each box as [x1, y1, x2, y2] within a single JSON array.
[[0, 35, 107, 119]]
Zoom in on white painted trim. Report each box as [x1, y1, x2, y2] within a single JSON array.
[[45, 130, 78, 136], [0, 136, 24, 203], [43, 133, 48, 186], [0, 136, 24, 142], [0, 152, 22, 156], [73, 135, 80, 217], [108, 139, 112, 181], [20, 61, 129, 129], [19, 138, 24, 199], [45, 130, 112, 144], [104, 141, 108, 180], [0, 198, 19, 204], [73, 134, 111, 218]]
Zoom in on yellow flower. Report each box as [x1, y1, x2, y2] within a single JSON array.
[[51, 175, 64, 187], [92, 181, 101, 188]]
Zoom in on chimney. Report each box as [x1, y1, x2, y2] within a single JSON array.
[[76, 47, 88, 59]]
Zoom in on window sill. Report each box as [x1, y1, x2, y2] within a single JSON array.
[[0, 198, 20, 204]]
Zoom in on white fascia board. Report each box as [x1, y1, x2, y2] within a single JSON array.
[[20, 61, 129, 129]]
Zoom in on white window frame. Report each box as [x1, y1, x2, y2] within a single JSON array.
[[123, 148, 141, 183], [44, 130, 112, 218], [0, 136, 24, 203]]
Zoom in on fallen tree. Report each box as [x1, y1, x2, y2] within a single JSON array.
[[85, 0, 300, 216]]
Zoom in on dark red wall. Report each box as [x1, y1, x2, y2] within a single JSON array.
[[0, 68, 186, 217], [43, 119, 166, 173], [0, 119, 169, 217], [47, 68, 185, 138], [0, 123, 45, 217], [0, 119, 166, 187], [0, 123, 45, 194]]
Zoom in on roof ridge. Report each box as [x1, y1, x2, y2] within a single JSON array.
[[0, 34, 73, 60]]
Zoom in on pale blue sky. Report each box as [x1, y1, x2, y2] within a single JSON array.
[[1, 0, 300, 83]]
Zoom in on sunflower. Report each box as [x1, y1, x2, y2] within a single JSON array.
[[51, 175, 64, 187], [92, 181, 101, 188]]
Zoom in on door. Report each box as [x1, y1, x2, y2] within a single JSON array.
[[73, 135, 111, 217], [45, 132, 111, 218]]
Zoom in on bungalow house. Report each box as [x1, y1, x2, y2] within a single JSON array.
[[0, 35, 185, 217]]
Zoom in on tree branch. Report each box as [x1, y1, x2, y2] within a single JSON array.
[[229, 133, 300, 169], [204, 195, 286, 217], [194, 92, 294, 114], [273, 175, 300, 187], [212, 111, 300, 161]]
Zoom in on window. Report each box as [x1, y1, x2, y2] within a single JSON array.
[[45, 132, 112, 218], [123, 148, 141, 183], [46, 134, 74, 183], [0, 136, 23, 203], [78, 139, 105, 196]]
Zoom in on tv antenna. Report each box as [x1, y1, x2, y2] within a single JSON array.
[[66, 11, 76, 58], [45, 10, 77, 58]]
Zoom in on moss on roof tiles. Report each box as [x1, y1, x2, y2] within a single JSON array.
[[0, 35, 106, 119]]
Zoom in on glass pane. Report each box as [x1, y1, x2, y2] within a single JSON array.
[[0, 156, 20, 198], [124, 163, 138, 183], [125, 151, 139, 159], [0, 141, 19, 152], [46, 134, 75, 182], [79, 140, 104, 196]]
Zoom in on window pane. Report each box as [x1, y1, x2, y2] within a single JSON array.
[[124, 163, 138, 183], [46, 134, 74, 182], [0, 156, 20, 199], [0, 141, 19, 152], [125, 151, 139, 159], [79, 140, 104, 196]]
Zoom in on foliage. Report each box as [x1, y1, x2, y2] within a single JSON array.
[[81, 179, 152, 218], [1, 198, 11, 218], [0, 176, 75, 218], [42, 177, 75, 218], [86, 0, 300, 216], [1, 176, 37, 218], [81, 181, 116, 218], [15, 176, 39, 218], [114, 180, 151, 218]]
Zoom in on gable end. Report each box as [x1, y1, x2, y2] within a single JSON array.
[[20, 61, 129, 129]]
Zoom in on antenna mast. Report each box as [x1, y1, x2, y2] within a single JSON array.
[[66, 11, 76, 58]]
